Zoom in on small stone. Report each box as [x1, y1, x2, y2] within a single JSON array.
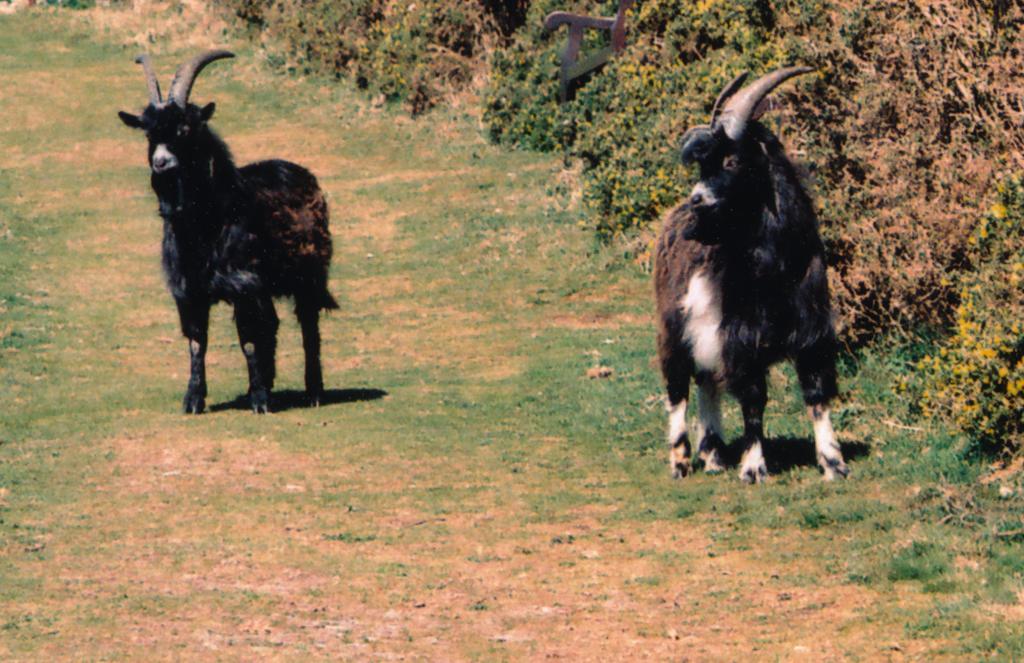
[[586, 366, 613, 379], [999, 485, 1015, 499]]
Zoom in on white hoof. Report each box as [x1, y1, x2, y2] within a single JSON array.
[[739, 443, 767, 484]]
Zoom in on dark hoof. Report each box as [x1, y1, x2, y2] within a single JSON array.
[[250, 389, 270, 414], [183, 390, 206, 415], [820, 455, 850, 481], [698, 445, 725, 475], [669, 442, 690, 480], [739, 463, 767, 485], [307, 390, 323, 408]]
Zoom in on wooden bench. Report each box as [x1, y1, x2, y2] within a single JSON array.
[[544, 0, 635, 103]]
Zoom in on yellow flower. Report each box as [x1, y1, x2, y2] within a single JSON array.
[[991, 203, 1008, 219]]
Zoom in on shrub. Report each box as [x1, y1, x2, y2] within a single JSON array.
[[484, 0, 1024, 344], [220, 0, 526, 114], [918, 175, 1024, 457]]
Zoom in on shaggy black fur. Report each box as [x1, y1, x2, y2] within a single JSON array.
[[119, 101, 337, 414], [655, 120, 841, 482]]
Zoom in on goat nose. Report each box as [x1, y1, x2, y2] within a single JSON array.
[[153, 156, 168, 171], [690, 192, 704, 206]]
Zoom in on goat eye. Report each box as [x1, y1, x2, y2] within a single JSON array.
[[722, 155, 739, 171]]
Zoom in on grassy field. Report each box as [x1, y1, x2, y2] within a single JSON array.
[[1, 8, 1022, 660]]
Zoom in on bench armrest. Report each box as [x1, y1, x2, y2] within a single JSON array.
[[543, 12, 616, 33]]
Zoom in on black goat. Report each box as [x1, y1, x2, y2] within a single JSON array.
[[654, 67, 848, 483], [118, 50, 337, 414]]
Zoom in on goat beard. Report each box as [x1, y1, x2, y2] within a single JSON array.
[[153, 169, 214, 219], [682, 208, 724, 245]]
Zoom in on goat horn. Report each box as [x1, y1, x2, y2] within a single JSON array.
[[134, 54, 163, 106], [168, 49, 235, 109], [716, 66, 813, 141], [680, 124, 710, 146], [709, 71, 748, 125]]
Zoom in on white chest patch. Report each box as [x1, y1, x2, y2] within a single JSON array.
[[680, 273, 724, 373]]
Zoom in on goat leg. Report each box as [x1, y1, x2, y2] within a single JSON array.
[[176, 297, 209, 415], [808, 404, 849, 481], [658, 319, 693, 479], [736, 372, 768, 484], [234, 297, 276, 414], [695, 373, 726, 473], [795, 346, 848, 480], [296, 300, 324, 406]]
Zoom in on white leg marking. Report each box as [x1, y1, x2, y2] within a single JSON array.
[[739, 441, 767, 484], [681, 273, 724, 374], [696, 381, 725, 472], [667, 400, 687, 446], [810, 406, 849, 480], [667, 400, 690, 479]]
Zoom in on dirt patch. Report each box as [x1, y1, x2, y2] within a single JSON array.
[[469, 359, 524, 382], [344, 304, 514, 373], [232, 123, 355, 179], [335, 200, 406, 251], [336, 168, 475, 192], [346, 275, 416, 303], [103, 430, 334, 496], [10, 138, 140, 171], [550, 311, 651, 331]]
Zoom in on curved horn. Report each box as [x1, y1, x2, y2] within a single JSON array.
[[680, 124, 710, 149], [716, 66, 813, 140], [167, 49, 235, 109], [679, 124, 715, 164], [709, 70, 748, 125], [134, 54, 163, 106]]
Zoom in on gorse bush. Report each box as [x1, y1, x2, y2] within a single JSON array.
[[221, 0, 528, 114], [918, 175, 1024, 457], [485, 0, 1024, 345]]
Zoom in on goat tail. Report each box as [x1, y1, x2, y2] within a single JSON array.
[[319, 289, 340, 311]]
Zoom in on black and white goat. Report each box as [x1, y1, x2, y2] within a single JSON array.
[[654, 67, 848, 483], [118, 50, 338, 414]]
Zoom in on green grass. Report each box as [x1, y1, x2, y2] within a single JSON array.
[[0, 6, 1022, 659]]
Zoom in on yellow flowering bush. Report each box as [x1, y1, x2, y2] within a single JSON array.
[[919, 176, 1024, 455]]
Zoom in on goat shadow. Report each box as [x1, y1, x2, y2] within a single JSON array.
[[714, 436, 871, 475], [210, 388, 388, 413]]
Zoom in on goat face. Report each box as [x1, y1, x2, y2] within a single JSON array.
[[117, 51, 234, 176], [679, 126, 771, 244], [676, 67, 814, 245], [119, 102, 216, 175]]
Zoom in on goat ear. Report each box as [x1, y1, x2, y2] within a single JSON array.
[[199, 102, 216, 122], [118, 111, 143, 129]]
